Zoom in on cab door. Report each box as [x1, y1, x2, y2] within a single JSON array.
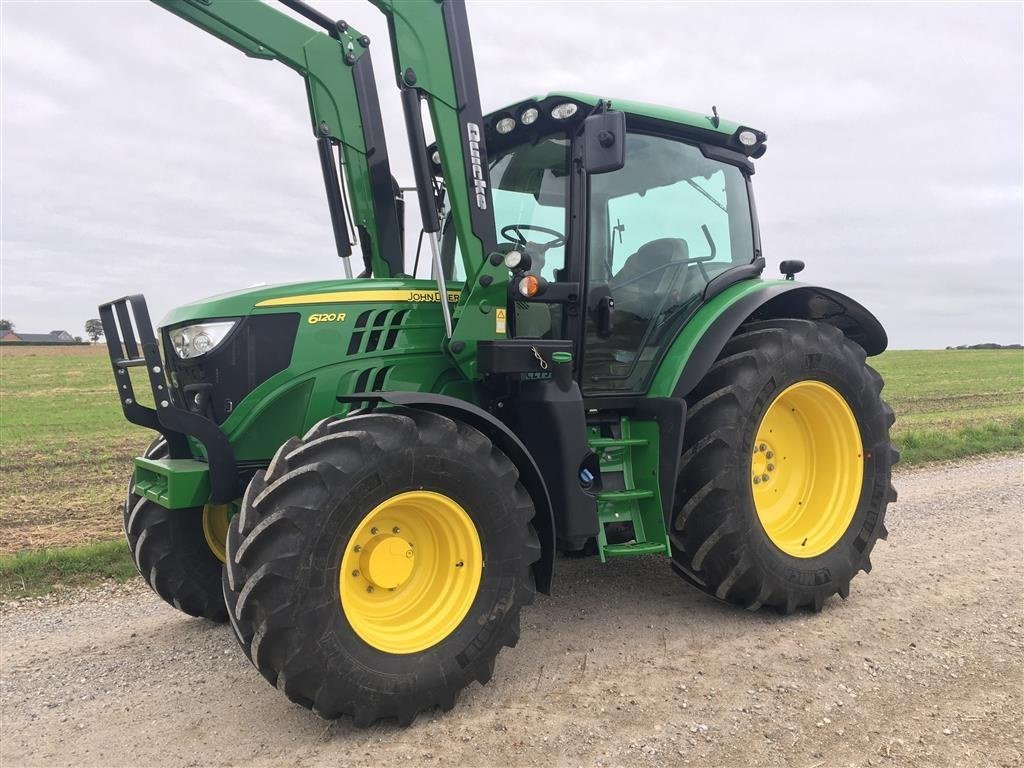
[[580, 132, 756, 395]]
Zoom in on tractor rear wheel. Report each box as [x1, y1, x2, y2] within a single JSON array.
[[670, 319, 897, 613], [222, 408, 539, 725], [123, 438, 229, 621]]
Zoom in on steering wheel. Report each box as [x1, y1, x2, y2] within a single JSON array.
[[500, 224, 565, 251]]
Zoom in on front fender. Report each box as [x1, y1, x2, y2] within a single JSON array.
[[648, 279, 887, 401], [340, 391, 556, 595]]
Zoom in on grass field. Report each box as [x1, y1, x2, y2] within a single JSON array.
[[1, 346, 149, 555], [1, 344, 1021, 595], [870, 350, 1024, 463]]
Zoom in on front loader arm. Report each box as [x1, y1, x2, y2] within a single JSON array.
[[152, 0, 404, 278], [372, 0, 510, 379]]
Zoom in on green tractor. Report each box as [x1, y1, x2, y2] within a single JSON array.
[[102, 0, 897, 725]]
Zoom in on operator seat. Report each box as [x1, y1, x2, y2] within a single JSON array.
[[610, 238, 691, 318], [582, 237, 694, 386]]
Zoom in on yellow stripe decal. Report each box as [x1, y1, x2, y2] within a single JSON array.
[[255, 289, 461, 308]]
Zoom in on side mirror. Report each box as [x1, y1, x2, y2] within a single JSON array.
[[582, 110, 625, 174], [780, 260, 805, 280]]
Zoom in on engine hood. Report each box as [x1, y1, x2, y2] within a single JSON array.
[[159, 278, 463, 328]]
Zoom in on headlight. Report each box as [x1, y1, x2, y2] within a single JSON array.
[[495, 117, 516, 134], [737, 130, 757, 147], [550, 102, 578, 120], [520, 107, 539, 125], [169, 320, 237, 359], [504, 249, 526, 270]]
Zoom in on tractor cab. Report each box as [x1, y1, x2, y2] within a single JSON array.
[[434, 93, 766, 394]]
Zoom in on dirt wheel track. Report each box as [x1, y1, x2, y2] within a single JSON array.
[[2, 454, 1022, 767]]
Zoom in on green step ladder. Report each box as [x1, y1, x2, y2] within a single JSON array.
[[589, 422, 672, 562]]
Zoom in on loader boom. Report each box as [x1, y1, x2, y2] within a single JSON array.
[[154, 0, 510, 376], [371, 0, 508, 372]]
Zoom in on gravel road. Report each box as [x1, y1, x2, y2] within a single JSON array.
[[2, 453, 1022, 768]]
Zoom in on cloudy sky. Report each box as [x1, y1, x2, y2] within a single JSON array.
[[2, 1, 1021, 348]]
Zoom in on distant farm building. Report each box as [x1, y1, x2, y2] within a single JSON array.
[[0, 330, 78, 344]]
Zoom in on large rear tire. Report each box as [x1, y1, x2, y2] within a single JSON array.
[[223, 408, 539, 725], [123, 438, 228, 621], [670, 320, 897, 613]]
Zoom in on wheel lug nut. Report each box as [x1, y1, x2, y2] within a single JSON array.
[[353, 544, 361, 553], [762, 473, 770, 482], [370, 527, 379, 535], [352, 569, 360, 578], [767, 464, 775, 471], [366, 585, 374, 593], [753, 476, 761, 485], [766, 451, 774, 459], [759, 444, 767, 452], [392, 526, 400, 534]]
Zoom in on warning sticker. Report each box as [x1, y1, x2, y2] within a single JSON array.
[[495, 307, 507, 334]]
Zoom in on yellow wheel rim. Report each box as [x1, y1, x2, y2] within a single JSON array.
[[339, 491, 483, 655], [752, 381, 864, 558], [202, 504, 231, 564]]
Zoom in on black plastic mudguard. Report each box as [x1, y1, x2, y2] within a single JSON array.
[[672, 283, 887, 400]]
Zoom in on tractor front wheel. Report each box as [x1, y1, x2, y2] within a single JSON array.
[[123, 438, 229, 621], [670, 319, 898, 613], [223, 408, 539, 725]]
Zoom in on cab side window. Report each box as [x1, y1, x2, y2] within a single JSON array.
[[583, 133, 754, 393]]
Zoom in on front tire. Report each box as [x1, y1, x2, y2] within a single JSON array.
[[223, 408, 539, 725], [670, 320, 898, 613], [124, 438, 228, 621]]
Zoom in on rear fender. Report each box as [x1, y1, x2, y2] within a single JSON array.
[[339, 391, 556, 594], [668, 281, 887, 401]]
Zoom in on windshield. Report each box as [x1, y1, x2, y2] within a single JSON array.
[[439, 136, 569, 282]]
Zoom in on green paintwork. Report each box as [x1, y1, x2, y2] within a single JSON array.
[[151, 0, 396, 280], [370, 0, 510, 380], [134, 457, 211, 509], [591, 418, 670, 562], [648, 279, 791, 398], [161, 278, 470, 462], [159, 278, 458, 326]]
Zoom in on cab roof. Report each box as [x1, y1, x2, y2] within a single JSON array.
[[482, 92, 765, 159], [534, 91, 744, 137]]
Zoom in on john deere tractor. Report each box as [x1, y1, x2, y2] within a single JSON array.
[[101, 0, 897, 725]]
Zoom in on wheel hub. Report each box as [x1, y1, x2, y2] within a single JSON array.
[[359, 534, 415, 590], [751, 440, 777, 486]]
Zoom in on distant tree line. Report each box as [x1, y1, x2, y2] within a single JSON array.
[[945, 343, 1023, 350]]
